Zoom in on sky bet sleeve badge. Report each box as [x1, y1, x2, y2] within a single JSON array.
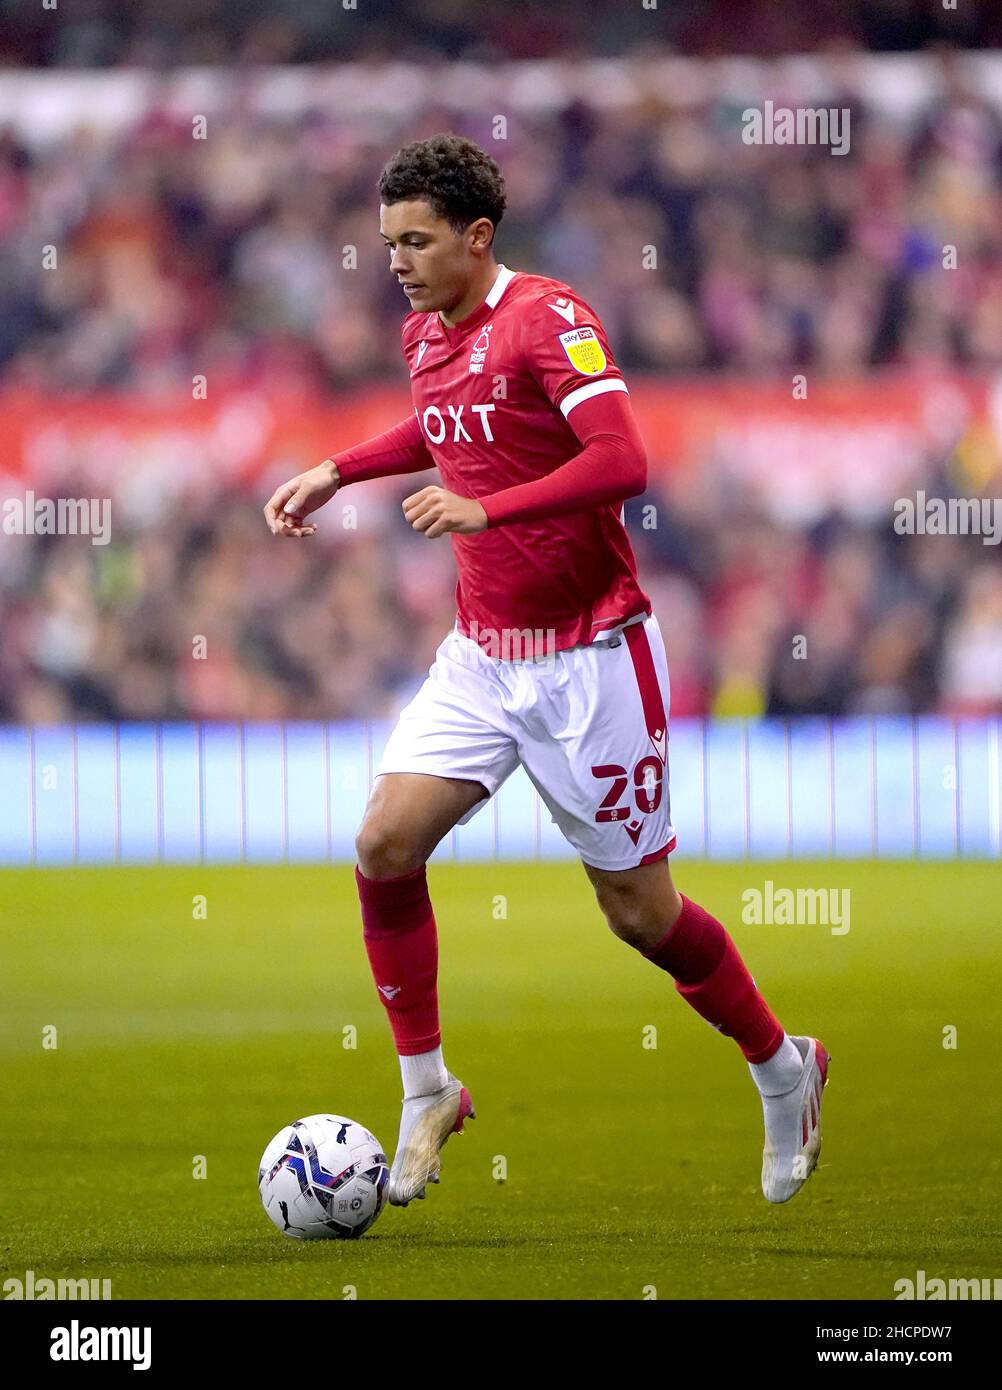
[[557, 325, 608, 375]]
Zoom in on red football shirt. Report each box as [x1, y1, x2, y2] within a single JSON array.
[[403, 264, 652, 658]]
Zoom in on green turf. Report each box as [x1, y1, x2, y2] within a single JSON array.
[[1, 860, 999, 1300]]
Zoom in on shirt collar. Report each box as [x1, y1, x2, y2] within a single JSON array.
[[437, 264, 517, 340]]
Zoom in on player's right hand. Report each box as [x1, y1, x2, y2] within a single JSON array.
[[264, 460, 341, 537]]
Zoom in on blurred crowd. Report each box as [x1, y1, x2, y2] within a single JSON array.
[[2, 51, 1002, 390], [1, 43, 1001, 721], [3, 0, 996, 68], [2, 448, 1000, 725]]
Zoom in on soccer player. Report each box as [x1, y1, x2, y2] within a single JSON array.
[[263, 134, 830, 1208]]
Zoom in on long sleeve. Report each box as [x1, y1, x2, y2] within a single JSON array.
[[477, 388, 648, 528], [331, 413, 436, 486]]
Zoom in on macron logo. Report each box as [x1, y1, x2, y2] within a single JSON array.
[[415, 341, 429, 368], [378, 985, 401, 1001], [548, 298, 576, 326]]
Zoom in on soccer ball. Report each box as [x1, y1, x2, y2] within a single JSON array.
[[258, 1114, 389, 1240]]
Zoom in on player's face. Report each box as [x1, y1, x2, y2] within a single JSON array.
[[379, 200, 476, 315]]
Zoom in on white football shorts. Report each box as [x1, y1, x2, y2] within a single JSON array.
[[374, 610, 676, 871]]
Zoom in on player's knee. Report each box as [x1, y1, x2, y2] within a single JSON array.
[[594, 885, 652, 950], [593, 880, 678, 952], [354, 817, 425, 880]]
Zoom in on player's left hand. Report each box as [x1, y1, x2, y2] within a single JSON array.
[[402, 486, 488, 538]]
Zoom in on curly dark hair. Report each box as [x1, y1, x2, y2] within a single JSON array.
[[378, 134, 506, 242]]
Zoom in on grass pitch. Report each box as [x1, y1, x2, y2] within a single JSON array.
[[1, 860, 999, 1300]]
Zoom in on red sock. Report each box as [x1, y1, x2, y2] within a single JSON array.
[[356, 863, 441, 1056], [642, 894, 784, 1063]]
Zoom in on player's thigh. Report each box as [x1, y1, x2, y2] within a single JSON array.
[[367, 629, 520, 872], [519, 613, 676, 872], [355, 772, 488, 878], [581, 856, 683, 950]]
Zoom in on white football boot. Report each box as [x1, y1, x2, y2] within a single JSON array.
[[756, 1035, 831, 1203], [387, 1072, 475, 1206]]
